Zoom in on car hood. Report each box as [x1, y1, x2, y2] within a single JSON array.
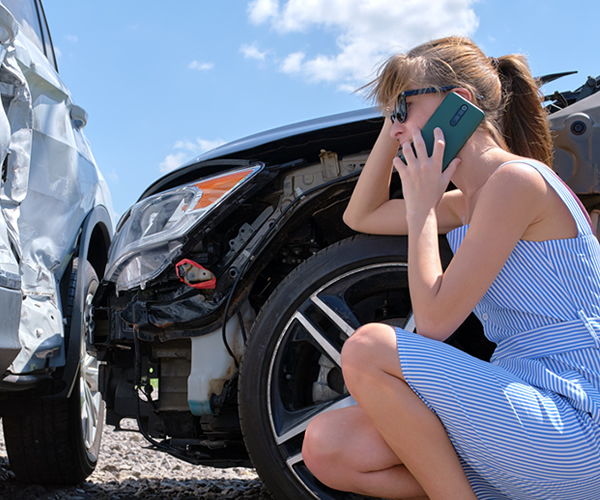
[[139, 107, 382, 200]]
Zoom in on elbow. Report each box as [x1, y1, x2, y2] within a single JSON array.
[[414, 314, 456, 341], [342, 208, 360, 232]]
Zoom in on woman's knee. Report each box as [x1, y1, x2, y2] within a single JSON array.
[[342, 323, 387, 365], [303, 413, 345, 483], [341, 323, 397, 389]]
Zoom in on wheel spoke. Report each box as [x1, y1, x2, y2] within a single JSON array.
[[274, 395, 355, 445], [310, 294, 356, 338], [84, 357, 99, 392], [81, 351, 101, 449], [82, 381, 94, 430], [286, 451, 304, 467], [293, 312, 342, 368], [85, 389, 99, 428], [83, 393, 100, 448]]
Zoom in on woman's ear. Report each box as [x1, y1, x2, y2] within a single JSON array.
[[452, 87, 473, 102]]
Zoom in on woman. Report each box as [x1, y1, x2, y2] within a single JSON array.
[[302, 37, 600, 499]]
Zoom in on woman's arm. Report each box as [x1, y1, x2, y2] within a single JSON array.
[[405, 157, 547, 340], [344, 119, 463, 235]]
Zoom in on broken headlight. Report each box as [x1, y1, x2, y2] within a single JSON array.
[[105, 165, 262, 292]]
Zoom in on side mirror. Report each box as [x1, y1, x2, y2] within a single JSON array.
[[70, 104, 88, 129]]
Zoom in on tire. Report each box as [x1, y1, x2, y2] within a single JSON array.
[[239, 234, 452, 500], [3, 259, 104, 485]]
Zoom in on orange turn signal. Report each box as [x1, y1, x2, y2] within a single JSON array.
[[193, 168, 256, 211]]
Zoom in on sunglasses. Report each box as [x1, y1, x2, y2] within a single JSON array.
[[390, 85, 458, 124]]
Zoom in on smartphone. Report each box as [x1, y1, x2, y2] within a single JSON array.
[[398, 92, 485, 171]]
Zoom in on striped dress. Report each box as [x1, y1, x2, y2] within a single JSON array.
[[396, 159, 600, 499]]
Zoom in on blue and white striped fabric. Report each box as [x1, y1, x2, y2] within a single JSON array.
[[396, 160, 600, 499]]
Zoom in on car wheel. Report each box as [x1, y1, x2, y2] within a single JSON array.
[[3, 259, 104, 485], [239, 234, 452, 499]]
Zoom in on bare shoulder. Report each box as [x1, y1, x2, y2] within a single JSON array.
[[486, 160, 550, 194], [474, 159, 575, 241], [479, 161, 549, 214]]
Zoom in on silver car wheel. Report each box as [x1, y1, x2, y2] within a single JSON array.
[[80, 268, 102, 451]]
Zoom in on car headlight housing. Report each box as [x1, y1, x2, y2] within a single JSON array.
[[105, 165, 262, 292]]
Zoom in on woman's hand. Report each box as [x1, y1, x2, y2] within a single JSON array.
[[392, 127, 460, 222]]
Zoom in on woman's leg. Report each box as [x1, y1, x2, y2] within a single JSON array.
[[303, 404, 428, 499], [341, 323, 476, 500]]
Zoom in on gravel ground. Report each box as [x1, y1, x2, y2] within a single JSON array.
[[0, 419, 273, 500]]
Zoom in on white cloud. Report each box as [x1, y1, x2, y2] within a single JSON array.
[[159, 138, 226, 173], [188, 60, 215, 71], [65, 34, 78, 43], [281, 52, 305, 74], [248, 0, 279, 24], [241, 42, 268, 61], [247, 0, 479, 90]]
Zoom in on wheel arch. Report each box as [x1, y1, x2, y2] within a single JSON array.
[[79, 205, 113, 281], [54, 205, 113, 399]]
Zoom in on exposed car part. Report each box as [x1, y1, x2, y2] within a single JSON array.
[[176, 259, 216, 289], [188, 300, 254, 416], [550, 77, 600, 194]]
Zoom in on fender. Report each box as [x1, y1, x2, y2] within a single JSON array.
[[53, 204, 113, 399]]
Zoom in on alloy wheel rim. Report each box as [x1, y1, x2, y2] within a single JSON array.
[[80, 289, 101, 451], [266, 262, 414, 499]]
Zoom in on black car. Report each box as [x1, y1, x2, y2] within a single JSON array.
[[94, 73, 599, 499]]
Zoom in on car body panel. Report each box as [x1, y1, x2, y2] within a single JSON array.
[[0, 0, 113, 377], [550, 89, 600, 194]]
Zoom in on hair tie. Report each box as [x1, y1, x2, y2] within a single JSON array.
[[489, 57, 500, 70]]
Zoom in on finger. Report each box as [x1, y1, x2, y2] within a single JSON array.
[[392, 155, 406, 174], [431, 127, 446, 167], [400, 140, 416, 163], [411, 128, 428, 159], [443, 157, 461, 181]]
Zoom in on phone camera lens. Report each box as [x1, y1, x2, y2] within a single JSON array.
[[450, 105, 468, 126]]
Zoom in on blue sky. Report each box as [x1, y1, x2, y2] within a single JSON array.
[[42, 0, 598, 219]]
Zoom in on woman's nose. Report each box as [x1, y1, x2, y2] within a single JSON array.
[[389, 119, 405, 140]]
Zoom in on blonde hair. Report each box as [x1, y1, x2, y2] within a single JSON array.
[[364, 37, 553, 165]]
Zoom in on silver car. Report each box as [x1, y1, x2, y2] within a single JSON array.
[[0, 0, 113, 485]]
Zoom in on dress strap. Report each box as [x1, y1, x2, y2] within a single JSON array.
[[498, 159, 592, 236]]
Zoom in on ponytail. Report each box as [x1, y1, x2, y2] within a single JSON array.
[[496, 55, 553, 165]]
